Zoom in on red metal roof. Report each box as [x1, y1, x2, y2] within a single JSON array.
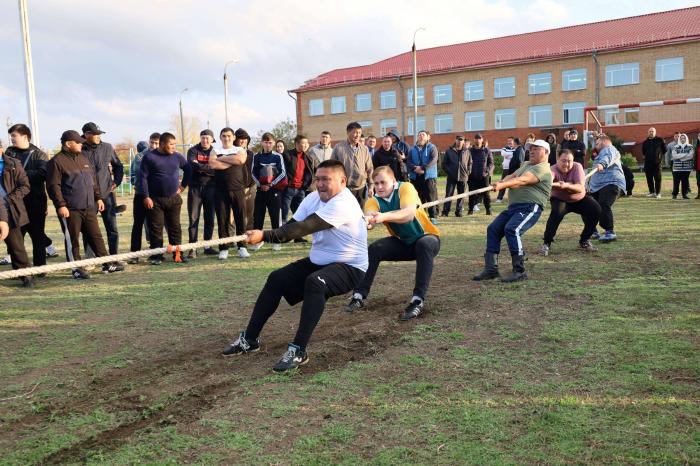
[[292, 7, 700, 92]]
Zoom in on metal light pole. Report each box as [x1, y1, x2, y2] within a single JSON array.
[[179, 88, 189, 147], [18, 0, 40, 147], [223, 59, 237, 128], [412, 27, 426, 140]]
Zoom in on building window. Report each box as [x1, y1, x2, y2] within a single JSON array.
[[407, 116, 426, 135], [406, 87, 425, 107], [380, 118, 398, 136], [433, 84, 452, 104], [624, 108, 639, 124], [528, 72, 552, 95], [434, 114, 453, 134], [604, 110, 619, 125], [529, 105, 552, 127], [465, 111, 485, 131], [656, 57, 684, 82], [330, 96, 346, 114], [464, 80, 484, 101], [380, 91, 397, 109], [495, 109, 516, 129], [563, 102, 586, 125], [357, 120, 373, 130], [605, 62, 639, 87], [604, 108, 640, 125], [355, 93, 372, 112], [309, 99, 324, 116], [494, 77, 515, 98], [562, 68, 587, 91]]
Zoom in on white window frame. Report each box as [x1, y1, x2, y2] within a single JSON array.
[[309, 99, 324, 116], [495, 109, 516, 129], [528, 72, 552, 95], [494, 77, 516, 98], [407, 116, 426, 135], [380, 91, 397, 110], [562, 68, 587, 91], [330, 96, 346, 114], [562, 102, 586, 125], [464, 80, 484, 101], [605, 62, 639, 87], [529, 105, 552, 127], [433, 84, 452, 104], [355, 93, 372, 112], [464, 111, 485, 131], [434, 114, 453, 134], [406, 87, 425, 107], [655, 57, 684, 82], [380, 118, 398, 136]]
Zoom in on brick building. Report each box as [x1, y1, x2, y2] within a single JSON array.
[[290, 7, 700, 158]]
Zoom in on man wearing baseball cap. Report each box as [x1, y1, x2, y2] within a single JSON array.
[[81, 122, 124, 256], [473, 139, 552, 282], [47, 130, 124, 278], [186, 129, 218, 258]]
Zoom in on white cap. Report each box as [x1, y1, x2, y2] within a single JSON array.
[[526, 139, 550, 152]]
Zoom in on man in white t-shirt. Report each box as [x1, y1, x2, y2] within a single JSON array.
[[222, 160, 368, 373]]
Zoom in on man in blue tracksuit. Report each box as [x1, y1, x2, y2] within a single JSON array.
[[407, 130, 439, 222]]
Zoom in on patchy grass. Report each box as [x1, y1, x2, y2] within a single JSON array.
[[1, 180, 698, 464]]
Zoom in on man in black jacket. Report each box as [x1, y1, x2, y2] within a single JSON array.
[[5, 123, 56, 266], [281, 135, 313, 224], [468, 134, 494, 215], [1, 152, 33, 287], [561, 129, 586, 167], [81, 122, 124, 256], [441, 135, 472, 216], [186, 130, 217, 258], [641, 127, 666, 197]]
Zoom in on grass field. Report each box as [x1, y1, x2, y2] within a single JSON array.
[[1, 179, 699, 465]]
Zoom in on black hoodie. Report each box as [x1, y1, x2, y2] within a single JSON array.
[[372, 146, 407, 181]]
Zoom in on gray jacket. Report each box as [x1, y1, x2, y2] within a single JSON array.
[[442, 145, 472, 182], [82, 141, 124, 199]]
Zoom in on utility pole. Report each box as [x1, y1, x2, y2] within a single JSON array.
[[179, 88, 189, 147], [223, 60, 237, 127], [412, 28, 425, 141], [18, 0, 40, 146]]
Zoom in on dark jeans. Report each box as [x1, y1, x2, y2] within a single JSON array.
[[672, 171, 691, 197], [4, 225, 30, 270], [59, 209, 109, 262], [468, 175, 491, 212], [187, 183, 215, 244], [245, 257, 365, 349], [356, 235, 440, 301], [486, 203, 542, 256], [20, 195, 49, 266], [147, 194, 183, 259], [216, 189, 246, 250], [130, 193, 151, 252], [442, 178, 466, 214], [282, 187, 306, 223], [496, 169, 511, 200], [253, 189, 282, 230], [543, 196, 602, 245], [412, 176, 438, 218], [84, 192, 119, 256], [245, 186, 255, 230], [644, 163, 662, 195], [349, 186, 368, 210], [590, 185, 620, 232], [696, 171, 700, 193]]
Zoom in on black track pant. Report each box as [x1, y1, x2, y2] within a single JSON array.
[[644, 163, 662, 195], [147, 194, 183, 259], [245, 257, 365, 349], [59, 209, 108, 262], [130, 193, 151, 252], [442, 178, 465, 214], [187, 183, 215, 244], [20, 195, 49, 266], [4, 226, 30, 270], [543, 196, 601, 245], [412, 176, 438, 218], [672, 171, 691, 197], [496, 169, 511, 201], [356, 235, 440, 301], [216, 189, 246, 250], [468, 175, 491, 211], [590, 185, 620, 232], [253, 189, 282, 230]]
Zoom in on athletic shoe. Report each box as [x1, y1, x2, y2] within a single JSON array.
[[655, 194, 662, 199], [218, 249, 229, 260], [0, 255, 11, 265], [430, 218, 439, 225], [249, 242, 264, 251], [102, 262, 124, 274], [467, 210, 474, 216], [127, 257, 140, 265], [672, 195, 678, 200], [440, 211, 449, 217], [473, 205, 480, 212], [591, 230, 600, 240], [495, 199, 503, 203], [272, 243, 282, 251], [578, 240, 597, 252], [149, 258, 162, 265], [46, 245, 59, 258], [204, 247, 217, 255], [293, 238, 308, 243], [646, 193, 656, 197], [21, 276, 35, 288], [222, 331, 260, 356], [539, 243, 550, 256], [176, 254, 189, 263], [455, 211, 463, 217], [599, 231, 617, 243], [272, 343, 308, 373], [71, 268, 90, 279], [682, 195, 690, 200], [187, 249, 197, 259], [238, 247, 251, 258], [485, 208, 492, 216], [401, 299, 424, 321], [344, 297, 364, 313]]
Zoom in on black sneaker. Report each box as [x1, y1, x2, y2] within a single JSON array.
[[72, 268, 91, 279], [222, 331, 260, 356], [176, 254, 189, 263], [127, 257, 140, 265], [149, 257, 162, 265], [21, 276, 35, 288], [344, 297, 364, 313], [293, 238, 308, 243], [272, 343, 309, 373], [400, 299, 424, 321], [203, 247, 218, 255], [102, 262, 124, 274]]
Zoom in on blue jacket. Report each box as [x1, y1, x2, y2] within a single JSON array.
[[589, 145, 626, 194], [407, 143, 438, 180]]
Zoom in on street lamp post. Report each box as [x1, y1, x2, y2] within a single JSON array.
[[412, 27, 426, 141], [223, 60, 238, 128], [179, 88, 189, 147]]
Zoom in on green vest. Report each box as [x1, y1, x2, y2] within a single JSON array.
[[375, 182, 425, 245]]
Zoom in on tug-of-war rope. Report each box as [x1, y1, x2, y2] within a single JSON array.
[[0, 170, 597, 281]]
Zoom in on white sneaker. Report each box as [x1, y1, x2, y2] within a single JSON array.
[[249, 242, 264, 251], [655, 194, 662, 199], [46, 244, 58, 257], [0, 255, 10, 265], [238, 247, 250, 258], [474, 205, 480, 212], [218, 249, 229, 260], [539, 243, 550, 257], [272, 243, 282, 251], [646, 193, 656, 197], [495, 199, 503, 204]]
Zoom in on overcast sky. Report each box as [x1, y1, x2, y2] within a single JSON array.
[[0, 0, 696, 148]]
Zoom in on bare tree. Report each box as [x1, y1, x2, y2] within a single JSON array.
[[169, 114, 205, 145], [250, 118, 297, 153]]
